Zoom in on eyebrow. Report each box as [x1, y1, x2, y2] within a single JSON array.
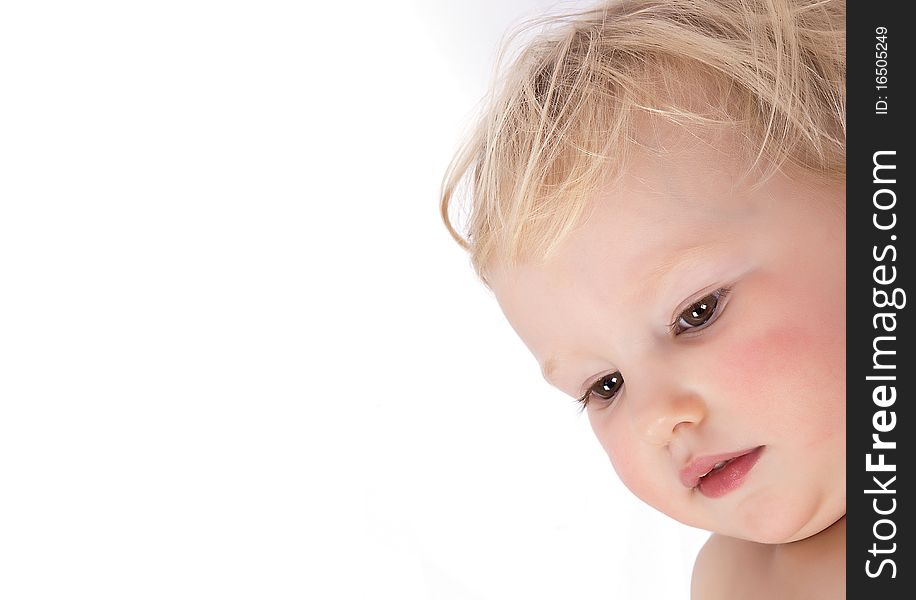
[[538, 239, 733, 388], [643, 239, 733, 288]]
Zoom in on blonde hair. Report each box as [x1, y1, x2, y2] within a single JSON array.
[[440, 0, 845, 286]]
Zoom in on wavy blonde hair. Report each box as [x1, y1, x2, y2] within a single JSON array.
[[440, 0, 845, 286]]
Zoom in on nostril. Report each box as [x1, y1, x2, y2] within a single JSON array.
[[673, 420, 694, 434]]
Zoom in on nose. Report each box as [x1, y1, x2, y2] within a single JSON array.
[[626, 383, 707, 446]]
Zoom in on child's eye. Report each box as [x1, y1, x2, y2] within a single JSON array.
[[669, 288, 731, 336], [576, 371, 623, 412]]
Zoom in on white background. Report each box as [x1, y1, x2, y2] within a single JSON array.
[[0, 1, 707, 598]]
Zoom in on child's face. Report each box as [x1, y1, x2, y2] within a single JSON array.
[[487, 138, 845, 544]]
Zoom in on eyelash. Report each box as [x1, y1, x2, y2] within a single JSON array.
[[667, 287, 731, 336], [574, 286, 732, 413]]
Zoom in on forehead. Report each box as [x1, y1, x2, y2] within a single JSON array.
[[491, 137, 755, 294]]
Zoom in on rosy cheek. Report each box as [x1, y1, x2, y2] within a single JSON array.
[[717, 322, 843, 432], [719, 325, 809, 387]]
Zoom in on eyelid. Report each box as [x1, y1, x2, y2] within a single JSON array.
[[578, 369, 612, 398], [576, 370, 623, 412], [666, 285, 733, 336]]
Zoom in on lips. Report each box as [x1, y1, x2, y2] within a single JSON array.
[[679, 446, 765, 490]]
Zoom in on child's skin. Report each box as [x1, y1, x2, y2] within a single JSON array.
[[485, 126, 845, 598]]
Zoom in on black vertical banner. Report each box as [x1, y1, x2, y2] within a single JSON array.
[[848, 1, 912, 597]]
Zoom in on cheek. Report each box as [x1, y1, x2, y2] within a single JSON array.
[[719, 325, 809, 389], [716, 319, 845, 437], [589, 415, 666, 504], [589, 414, 629, 472], [713, 267, 845, 422]]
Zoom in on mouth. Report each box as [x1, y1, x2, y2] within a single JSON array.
[[679, 446, 765, 498]]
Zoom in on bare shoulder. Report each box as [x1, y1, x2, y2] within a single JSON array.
[[691, 534, 768, 600]]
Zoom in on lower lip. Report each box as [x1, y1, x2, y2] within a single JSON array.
[[697, 446, 765, 498]]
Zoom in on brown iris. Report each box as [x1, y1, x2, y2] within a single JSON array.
[[590, 372, 623, 400], [681, 293, 719, 327]]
